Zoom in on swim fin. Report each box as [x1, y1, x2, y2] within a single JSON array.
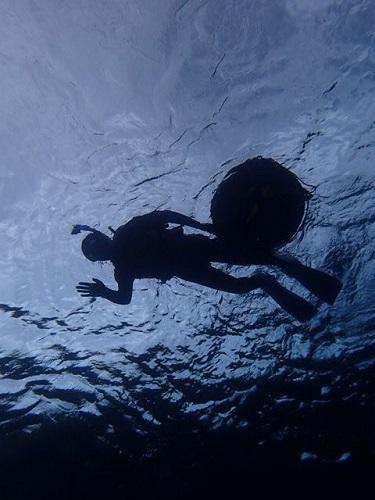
[[263, 277, 318, 322], [272, 254, 343, 304]]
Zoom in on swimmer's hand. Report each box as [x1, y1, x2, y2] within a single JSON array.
[[76, 278, 132, 304], [76, 278, 106, 298], [71, 224, 96, 235]]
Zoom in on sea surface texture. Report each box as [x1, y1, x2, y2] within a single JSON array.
[[0, 0, 374, 497]]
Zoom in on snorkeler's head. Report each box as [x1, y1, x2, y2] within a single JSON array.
[[81, 232, 112, 262]]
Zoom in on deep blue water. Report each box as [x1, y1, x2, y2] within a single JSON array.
[[0, 1, 374, 498]]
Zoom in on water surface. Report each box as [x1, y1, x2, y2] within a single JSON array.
[[0, 0, 374, 497]]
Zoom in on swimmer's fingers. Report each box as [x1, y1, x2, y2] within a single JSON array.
[[71, 224, 97, 235], [71, 225, 82, 234], [76, 282, 94, 296], [76, 278, 106, 298]]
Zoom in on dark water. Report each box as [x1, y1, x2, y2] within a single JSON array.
[[0, 1, 374, 498]]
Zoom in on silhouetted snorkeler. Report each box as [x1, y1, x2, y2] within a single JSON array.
[[72, 208, 342, 322]]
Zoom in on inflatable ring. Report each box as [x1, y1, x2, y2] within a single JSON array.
[[210, 157, 311, 249]]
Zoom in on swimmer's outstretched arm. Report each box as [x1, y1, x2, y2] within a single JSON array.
[[151, 210, 215, 233], [72, 224, 116, 236], [76, 275, 134, 305]]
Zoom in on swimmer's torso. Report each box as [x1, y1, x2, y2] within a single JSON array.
[[111, 214, 185, 281]]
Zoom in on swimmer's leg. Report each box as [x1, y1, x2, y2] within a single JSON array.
[[270, 253, 343, 305], [176, 266, 317, 322]]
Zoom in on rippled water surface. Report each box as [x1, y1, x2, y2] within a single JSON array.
[[0, 0, 374, 497]]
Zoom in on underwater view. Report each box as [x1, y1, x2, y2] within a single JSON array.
[[0, 0, 374, 498]]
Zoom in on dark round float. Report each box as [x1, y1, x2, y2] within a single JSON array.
[[210, 157, 312, 250]]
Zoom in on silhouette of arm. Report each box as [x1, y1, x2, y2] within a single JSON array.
[[76, 272, 134, 305], [149, 210, 215, 233]]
